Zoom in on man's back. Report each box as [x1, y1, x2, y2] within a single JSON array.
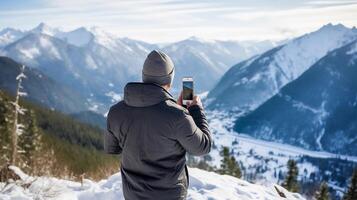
[[105, 82, 211, 200]]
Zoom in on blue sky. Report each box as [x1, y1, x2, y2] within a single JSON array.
[[1, 0, 357, 42]]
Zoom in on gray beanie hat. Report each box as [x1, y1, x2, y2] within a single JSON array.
[[142, 50, 174, 85]]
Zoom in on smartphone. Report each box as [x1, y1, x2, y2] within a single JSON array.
[[182, 77, 194, 106]]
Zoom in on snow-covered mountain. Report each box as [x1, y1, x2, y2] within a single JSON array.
[[207, 23, 357, 112], [0, 25, 156, 113], [162, 37, 277, 92], [0, 23, 276, 113], [2, 33, 107, 98], [0, 166, 305, 200], [234, 39, 357, 156]]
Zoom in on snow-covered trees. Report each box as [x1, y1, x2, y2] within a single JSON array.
[[282, 159, 299, 192]]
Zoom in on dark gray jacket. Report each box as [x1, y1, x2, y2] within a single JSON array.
[[105, 82, 212, 200]]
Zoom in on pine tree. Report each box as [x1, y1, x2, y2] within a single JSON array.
[[315, 182, 330, 200], [219, 146, 242, 178], [282, 159, 299, 192], [220, 146, 230, 175], [19, 110, 42, 170], [343, 169, 357, 200], [228, 156, 242, 178]]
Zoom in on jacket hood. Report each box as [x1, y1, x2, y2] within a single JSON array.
[[124, 82, 175, 107]]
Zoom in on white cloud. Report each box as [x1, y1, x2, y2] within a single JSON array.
[[220, 3, 357, 41], [305, 0, 357, 6], [0, 0, 356, 42]]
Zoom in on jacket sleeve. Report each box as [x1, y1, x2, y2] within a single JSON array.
[[104, 111, 122, 154], [175, 105, 212, 156]]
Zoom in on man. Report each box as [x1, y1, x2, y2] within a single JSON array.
[[105, 50, 212, 200]]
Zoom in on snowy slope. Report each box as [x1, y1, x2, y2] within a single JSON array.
[[0, 166, 304, 200], [207, 23, 357, 111]]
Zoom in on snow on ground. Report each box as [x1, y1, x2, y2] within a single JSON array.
[[0, 167, 305, 200]]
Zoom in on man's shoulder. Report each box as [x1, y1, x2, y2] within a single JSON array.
[[161, 100, 190, 119], [108, 101, 126, 116], [110, 100, 126, 109]]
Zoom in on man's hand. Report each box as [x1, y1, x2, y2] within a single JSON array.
[[177, 92, 183, 106], [187, 96, 202, 108], [177, 92, 202, 108]]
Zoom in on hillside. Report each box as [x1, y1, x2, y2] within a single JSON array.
[[71, 110, 106, 130], [234, 39, 357, 156], [0, 56, 87, 113], [207, 23, 357, 112], [0, 166, 305, 200], [0, 90, 118, 178]]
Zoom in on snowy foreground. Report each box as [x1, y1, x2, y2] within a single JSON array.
[[0, 166, 304, 200]]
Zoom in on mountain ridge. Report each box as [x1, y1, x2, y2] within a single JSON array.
[[207, 23, 357, 112], [0, 23, 277, 113]]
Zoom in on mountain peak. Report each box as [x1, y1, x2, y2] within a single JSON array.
[[318, 23, 349, 32], [174, 36, 216, 45], [58, 27, 94, 47], [186, 36, 214, 43], [70, 26, 92, 35], [37, 22, 47, 27], [34, 22, 50, 31], [188, 36, 200, 40], [31, 22, 59, 36]]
